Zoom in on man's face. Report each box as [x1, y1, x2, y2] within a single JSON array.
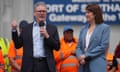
[[64, 30, 73, 42], [34, 5, 47, 23]]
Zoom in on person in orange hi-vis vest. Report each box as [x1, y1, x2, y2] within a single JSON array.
[[0, 37, 11, 72], [8, 20, 28, 72], [107, 41, 120, 72], [54, 26, 79, 72], [113, 41, 120, 72], [106, 54, 120, 72], [106, 42, 120, 72], [0, 48, 4, 72], [106, 52, 114, 72]]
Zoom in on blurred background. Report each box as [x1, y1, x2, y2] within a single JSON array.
[[0, 0, 120, 55]]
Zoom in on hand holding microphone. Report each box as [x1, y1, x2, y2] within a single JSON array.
[[39, 22, 49, 38]]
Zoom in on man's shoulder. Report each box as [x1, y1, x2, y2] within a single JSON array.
[[24, 22, 33, 28], [47, 24, 56, 27], [22, 22, 33, 32], [47, 24, 57, 29]]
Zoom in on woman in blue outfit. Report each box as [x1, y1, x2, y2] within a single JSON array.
[[76, 4, 110, 72]]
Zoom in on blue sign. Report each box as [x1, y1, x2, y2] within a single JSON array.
[[34, 0, 120, 25]]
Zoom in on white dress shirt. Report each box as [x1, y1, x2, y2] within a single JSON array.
[[85, 30, 92, 52], [33, 21, 46, 58]]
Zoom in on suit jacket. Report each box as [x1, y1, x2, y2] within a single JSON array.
[[76, 23, 110, 72], [12, 22, 60, 72]]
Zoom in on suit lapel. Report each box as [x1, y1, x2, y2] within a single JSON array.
[[82, 26, 88, 50], [29, 23, 33, 46], [46, 24, 49, 32], [46, 24, 50, 35], [88, 25, 99, 48]]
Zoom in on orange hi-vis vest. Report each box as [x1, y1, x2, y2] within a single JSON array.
[[8, 40, 23, 71], [0, 38, 11, 72], [106, 53, 120, 72], [0, 50, 4, 72], [106, 52, 114, 71], [54, 37, 79, 72], [60, 55, 79, 72]]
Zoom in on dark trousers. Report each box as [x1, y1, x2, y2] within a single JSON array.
[[32, 57, 50, 72]]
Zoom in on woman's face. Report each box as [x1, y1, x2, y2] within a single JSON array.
[[85, 10, 95, 23]]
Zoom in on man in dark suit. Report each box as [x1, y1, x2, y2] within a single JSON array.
[[11, 1, 60, 72]]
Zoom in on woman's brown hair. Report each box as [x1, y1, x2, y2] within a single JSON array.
[[86, 4, 104, 24]]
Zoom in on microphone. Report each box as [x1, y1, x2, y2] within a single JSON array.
[[39, 21, 45, 27], [39, 21, 45, 37]]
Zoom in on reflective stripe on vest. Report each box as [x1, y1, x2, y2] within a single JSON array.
[[62, 63, 77, 68], [59, 51, 64, 60], [0, 64, 5, 71], [67, 55, 76, 59], [0, 64, 4, 66], [0, 38, 11, 72], [61, 55, 78, 68], [15, 55, 22, 59]]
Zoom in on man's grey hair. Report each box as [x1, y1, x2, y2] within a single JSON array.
[[34, 1, 46, 11]]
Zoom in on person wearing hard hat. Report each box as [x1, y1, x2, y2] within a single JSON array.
[[54, 26, 79, 72]]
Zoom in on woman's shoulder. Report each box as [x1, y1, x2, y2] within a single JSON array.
[[98, 23, 110, 28], [97, 23, 110, 32], [81, 24, 88, 30]]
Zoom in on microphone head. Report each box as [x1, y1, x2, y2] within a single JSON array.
[[39, 21, 44, 27]]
